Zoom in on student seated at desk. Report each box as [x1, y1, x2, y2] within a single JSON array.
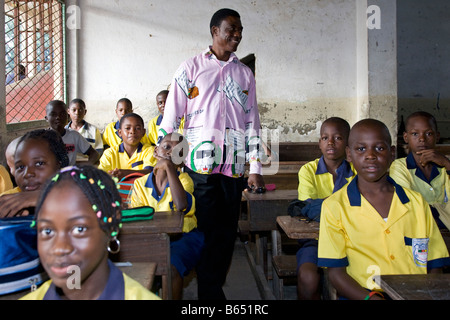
[[45, 100, 100, 166], [98, 113, 157, 180], [66, 98, 104, 160], [318, 119, 450, 300], [390, 111, 450, 231], [21, 165, 160, 300], [0, 129, 69, 218], [296, 117, 356, 300], [102, 98, 150, 149], [129, 132, 204, 300]]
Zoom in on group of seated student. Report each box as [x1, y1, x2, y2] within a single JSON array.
[[0, 91, 200, 300], [297, 112, 450, 300], [1, 96, 450, 300]]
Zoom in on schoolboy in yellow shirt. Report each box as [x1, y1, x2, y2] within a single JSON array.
[[147, 90, 184, 146], [98, 113, 157, 180], [390, 111, 450, 230], [102, 98, 150, 148], [318, 119, 450, 300], [130, 132, 204, 300], [296, 117, 356, 300]]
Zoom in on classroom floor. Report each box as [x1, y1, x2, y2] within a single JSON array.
[[181, 238, 297, 300]]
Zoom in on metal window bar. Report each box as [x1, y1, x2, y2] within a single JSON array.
[[4, 0, 65, 123]]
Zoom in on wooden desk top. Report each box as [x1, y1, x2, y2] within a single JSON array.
[[375, 274, 450, 300], [120, 210, 183, 235], [276, 215, 320, 239], [243, 189, 298, 231], [116, 262, 157, 290], [243, 189, 298, 202]]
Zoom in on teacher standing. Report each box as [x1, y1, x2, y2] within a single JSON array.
[[159, 8, 265, 299]]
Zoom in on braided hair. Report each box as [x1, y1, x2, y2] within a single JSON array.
[[35, 165, 122, 238], [18, 129, 69, 168]]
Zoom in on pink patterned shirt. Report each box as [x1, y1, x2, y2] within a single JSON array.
[[159, 47, 262, 178]]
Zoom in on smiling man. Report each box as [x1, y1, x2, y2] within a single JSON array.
[[158, 8, 264, 300]]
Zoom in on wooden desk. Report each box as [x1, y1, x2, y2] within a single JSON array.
[[276, 216, 320, 240], [243, 189, 298, 231], [375, 274, 450, 300], [110, 211, 183, 300]]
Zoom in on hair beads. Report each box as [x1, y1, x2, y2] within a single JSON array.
[[35, 165, 123, 238]]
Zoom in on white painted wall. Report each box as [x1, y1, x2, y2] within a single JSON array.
[[68, 0, 361, 142]]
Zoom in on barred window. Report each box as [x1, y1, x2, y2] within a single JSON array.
[[4, 0, 65, 124]]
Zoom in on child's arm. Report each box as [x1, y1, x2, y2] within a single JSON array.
[[328, 267, 383, 300], [0, 191, 39, 218], [154, 159, 187, 211], [109, 168, 152, 181], [416, 149, 450, 171], [85, 145, 100, 165]]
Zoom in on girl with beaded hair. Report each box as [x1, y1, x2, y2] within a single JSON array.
[[21, 165, 160, 300]]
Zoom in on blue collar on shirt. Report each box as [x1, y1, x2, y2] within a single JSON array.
[[156, 114, 163, 126], [114, 120, 121, 138], [347, 175, 410, 207], [43, 260, 125, 300], [316, 156, 354, 192], [406, 152, 440, 183], [144, 171, 182, 204], [118, 142, 143, 154]]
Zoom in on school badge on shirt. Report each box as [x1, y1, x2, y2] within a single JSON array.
[[412, 238, 429, 267]]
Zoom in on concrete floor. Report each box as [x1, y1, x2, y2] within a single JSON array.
[[181, 238, 297, 300]]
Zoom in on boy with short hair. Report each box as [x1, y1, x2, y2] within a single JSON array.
[[98, 113, 157, 180], [102, 98, 150, 149], [130, 132, 204, 299], [296, 117, 356, 300], [390, 111, 450, 230], [66, 98, 104, 159], [45, 100, 100, 166], [318, 118, 450, 300]]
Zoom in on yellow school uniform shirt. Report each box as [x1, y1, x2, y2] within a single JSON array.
[[389, 153, 450, 230], [0, 165, 13, 194], [98, 142, 157, 173], [102, 120, 150, 148], [297, 157, 356, 200], [130, 171, 197, 233], [318, 176, 450, 290], [0, 186, 21, 196], [147, 115, 184, 146], [20, 273, 160, 300]]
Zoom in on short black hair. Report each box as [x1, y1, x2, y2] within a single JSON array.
[[405, 111, 438, 132], [119, 112, 144, 128], [116, 98, 132, 110], [46, 100, 67, 113], [210, 8, 240, 36], [69, 98, 86, 110], [322, 117, 351, 139], [18, 129, 69, 168], [157, 90, 169, 97]]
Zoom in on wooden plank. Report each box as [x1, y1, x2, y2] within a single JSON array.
[[243, 189, 298, 231], [119, 211, 183, 235], [116, 262, 157, 290], [375, 274, 450, 300], [276, 216, 320, 239]]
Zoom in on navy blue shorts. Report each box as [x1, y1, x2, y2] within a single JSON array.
[[171, 228, 205, 277], [296, 239, 318, 268]]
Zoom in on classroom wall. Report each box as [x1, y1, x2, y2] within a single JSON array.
[[66, 0, 376, 143], [397, 0, 450, 140]]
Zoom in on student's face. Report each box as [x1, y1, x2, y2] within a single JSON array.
[[156, 93, 167, 115], [319, 122, 348, 162], [115, 102, 132, 120], [403, 116, 439, 153], [68, 103, 86, 123], [212, 16, 243, 53], [346, 125, 395, 183], [46, 103, 68, 132], [37, 180, 109, 291], [118, 117, 145, 147], [14, 138, 60, 192]]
